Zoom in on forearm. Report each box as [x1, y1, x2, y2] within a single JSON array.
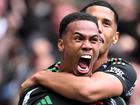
[[34, 71, 99, 102], [35, 71, 123, 102], [22, 71, 123, 102]]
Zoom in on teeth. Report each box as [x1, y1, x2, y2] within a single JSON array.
[[81, 55, 91, 59], [78, 65, 88, 71]]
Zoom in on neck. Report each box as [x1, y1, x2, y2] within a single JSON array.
[[92, 52, 108, 71], [59, 59, 72, 73]]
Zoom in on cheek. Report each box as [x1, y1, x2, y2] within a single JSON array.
[[92, 46, 100, 56], [103, 30, 114, 44], [63, 47, 79, 63], [64, 44, 79, 55], [67, 41, 81, 49], [64, 38, 82, 54]]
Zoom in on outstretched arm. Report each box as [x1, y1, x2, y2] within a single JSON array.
[[21, 70, 123, 102]]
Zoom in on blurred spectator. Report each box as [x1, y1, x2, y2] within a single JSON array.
[[1, 0, 78, 104], [0, 0, 28, 104], [109, 34, 137, 61], [0, 0, 140, 105], [107, 0, 140, 59], [50, 2, 78, 36], [28, 34, 55, 71]]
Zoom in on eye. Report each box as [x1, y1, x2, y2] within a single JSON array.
[[74, 33, 83, 42], [102, 19, 112, 27], [90, 36, 99, 43]]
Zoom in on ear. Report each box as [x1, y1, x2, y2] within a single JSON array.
[[58, 39, 64, 52], [112, 32, 120, 45]]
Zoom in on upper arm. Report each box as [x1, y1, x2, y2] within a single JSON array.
[[103, 63, 137, 97], [85, 71, 123, 101], [29, 63, 136, 103], [84, 63, 137, 101]]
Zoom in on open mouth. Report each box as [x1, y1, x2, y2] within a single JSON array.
[[77, 55, 92, 74]]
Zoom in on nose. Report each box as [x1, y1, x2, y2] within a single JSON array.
[[81, 41, 92, 51], [98, 21, 102, 34]]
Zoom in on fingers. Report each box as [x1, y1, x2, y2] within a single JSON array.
[[19, 77, 36, 96], [19, 70, 49, 96]]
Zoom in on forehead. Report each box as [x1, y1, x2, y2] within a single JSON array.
[[67, 20, 99, 34], [86, 6, 115, 22]]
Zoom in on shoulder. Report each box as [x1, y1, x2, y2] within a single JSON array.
[[102, 58, 137, 98], [106, 58, 137, 80], [18, 86, 83, 105], [18, 86, 49, 105], [44, 61, 61, 72], [97, 57, 137, 81]]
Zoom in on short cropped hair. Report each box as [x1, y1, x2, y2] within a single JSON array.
[[59, 12, 98, 38], [81, 0, 119, 25]]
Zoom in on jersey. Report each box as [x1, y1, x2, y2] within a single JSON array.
[[95, 58, 136, 104], [18, 58, 136, 105]]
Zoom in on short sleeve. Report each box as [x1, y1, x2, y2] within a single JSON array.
[[104, 63, 137, 97]]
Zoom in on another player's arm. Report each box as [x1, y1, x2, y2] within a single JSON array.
[[21, 70, 123, 103]]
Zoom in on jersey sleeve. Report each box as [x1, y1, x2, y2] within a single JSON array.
[[104, 62, 137, 98]]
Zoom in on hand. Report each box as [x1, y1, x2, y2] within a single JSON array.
[[19, 70, 50, 96], [19, 74, 37, 96]]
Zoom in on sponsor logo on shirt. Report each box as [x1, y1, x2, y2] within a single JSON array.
[[106, 67, 125, 80]]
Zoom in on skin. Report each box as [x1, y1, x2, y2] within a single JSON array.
[[86, 6, 119, 55], [20, 19, 101, 99], [89, 6, 120, 70], [20, 6, 122, 103], [59, 20, 100, 76]]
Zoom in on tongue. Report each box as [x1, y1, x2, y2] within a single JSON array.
[[76, 60, 90, 75], [79, 62, 88, 69], [74, 58, 90, 75]]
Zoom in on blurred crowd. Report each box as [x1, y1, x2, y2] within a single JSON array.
[[0, 0, 139, 105]]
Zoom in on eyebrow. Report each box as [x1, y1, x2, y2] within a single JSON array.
[[74, 32, 99, 37]]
